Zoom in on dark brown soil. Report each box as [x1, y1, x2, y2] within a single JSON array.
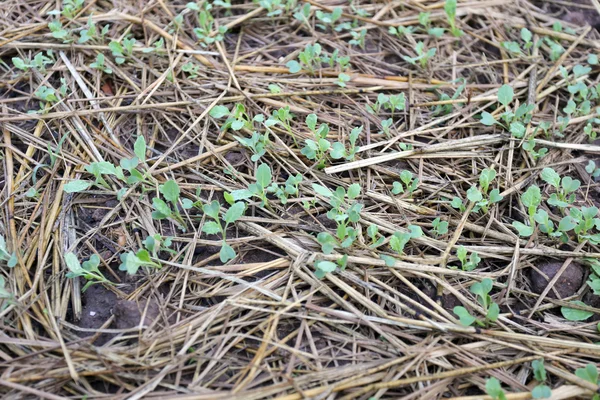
[[112, 299, 162, 330], [530, 261, 584, 299], [76, 283, 117, 345]]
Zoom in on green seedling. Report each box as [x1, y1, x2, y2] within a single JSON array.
[[12, 51, 54, 73], [152, 180, 187, 229], [34, 85, 59, 112], [522, 138, 548, 162], [234, 131, 269, 162], [512, 185, 541, 237], [313, 183, 363, 253], [293, 3, 312, 25], [314, 256, 348, 279], [432, 80, 466, 116], [501, 28, 535, 56], [330, 126, 362, 161], [465, 168, 503, 213], [450, 196, 467, 212], [418, 11, 444, 38], [532, 209, 573, 242], [109, 38, 136, 64], [389, 225, 423, 255], [485, 377, 507, 400], [391, 170, 419, 196], [119, 249, 161, 275], [78, 16, 109, 43], [366, 93, 406, 117], [541, 168, 580, 208], [456, 245, 480, 271], [266, 106, 298, 144], [431, 217, 449, 237], [367, 224, 385, 248], [315, 7, 342, 30], [367, 93, 390, 115], [584, 123, 598, 141], [65, 252, 111, 291], [302, 114, 332, 168], [287, 43, 322, 74], [142, 234, 175, 258], [379, 118, 393, 137], [444, 0, 462, 37], [336, 72, 351, 87], [187, 2, 227, 47], [570, 206, 600, 243], [230, 163, 273, 206], [0, 234, 17, 268], [575, 364, 599, 400], [480, 84, 534, 137], [258, 0, 294, 18], [210, 103, 258, 131], [388, 25, 415, 38], [272, 174, 302, 204], [453, 278, 499, 327], [201, 200, 246, 262], [322, 48, 350, 70], [49, 0, 84, 19], [349, 29, 367, 48], [403, 41, 436, 68], [587, 259, 600, 296], [89, 53, 112, 74], [49, 20, 75, 43], [531, 359, 552, 399]]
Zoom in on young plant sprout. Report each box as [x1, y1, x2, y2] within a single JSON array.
[[202, 200, 246, 263], [453, 278, 499, 327], [480, 84, 534, 138], [313, 183, 363, 254], [65, 253, 111, 291]]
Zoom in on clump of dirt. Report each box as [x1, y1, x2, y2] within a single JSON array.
[[530, 261, 584, 299], [112, 299, 161, 330], [76, 283, 118, 345]]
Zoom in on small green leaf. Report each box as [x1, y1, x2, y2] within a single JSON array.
[[480, 112, 497, 126], [486, 377, 507, 400], [210, 105, 230, 118], [541, 168, 561, 188], [380, 254, 396, 267], [64, 180, 91, 193], [65, 253, 83, 275], [160, 180, 180, 203], [453, 306, 476, 326], [203, 200, 221, 220], [531, 385, 551, 399], [220, 242, 236, 263], [347, 184, 360, 199], [152, 197, 172, 217], [134, 136, 146, 163], [315, 260, 337, 276], [256, 163, 272, 189], [224, 202, 245, 224], [286, 60, 301, 73], [532, 359, 547, 382], [561, 301, 593, 321], [312, 183, 333, 198], [489, 189, 503, 203], [467, 186, 483, 202], [487, 302, 499, 322], [202, 221, 221, 235], [575, 364, 599, 385], [498, 84, 514, 106]]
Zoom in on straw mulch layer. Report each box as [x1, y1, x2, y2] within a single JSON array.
[[1, 0, 600, 398]]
